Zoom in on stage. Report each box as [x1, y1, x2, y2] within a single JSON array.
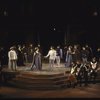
[[2, 63, 70, 75], [1, 63, 70, 90], [1, 63, 100, 90]]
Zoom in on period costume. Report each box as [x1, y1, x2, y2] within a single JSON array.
[[28, 44, 34, 63], [17, 46, 25, 66], [81, 47, 89, 64], [31, 48, 42, 71], [65, 47, 73, 67], [68, 62, 77, 88], [8, 47, 17, 71], [56, 46, 61, 66], [76, 63, 89, 86], [45, 47, 56, 70], [89, 59, 98, 83], [22, 45, 28, 63]]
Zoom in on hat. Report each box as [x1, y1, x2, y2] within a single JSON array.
[[10, 46, 15, 50]]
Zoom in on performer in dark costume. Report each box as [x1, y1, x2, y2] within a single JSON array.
[[96, 48, 100, 62], [72, 45, 81, 63], [17, 45, 25, 66], [75, 61, 82, 87], [0, 47, 6, 68], [28, 44, 34, 63], [31, 47, 42, 71], [68, 61, 77, 88], [65, 46, 73, 68], [75, 61, 89, 87], [37, 44, 42, 67], [82, 63, 90, 86], [22, 44, 28, 64], [85, 44, 93, 61], [81, 47, 89, 64]]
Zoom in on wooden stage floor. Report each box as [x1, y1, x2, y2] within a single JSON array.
[[2, 63, 70, 75]]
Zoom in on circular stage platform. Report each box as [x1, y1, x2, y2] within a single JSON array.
[[1, 63, 100, 90], [2, 63, 70, 75], [1, 63, 70, 90]]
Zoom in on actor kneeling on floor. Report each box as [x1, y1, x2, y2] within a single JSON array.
[[68, 61, 77, 88]]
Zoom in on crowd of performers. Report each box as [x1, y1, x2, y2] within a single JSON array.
[[0, 44, 100, 87], [0, 44, 100, 69], [68, 58, 99, 88]]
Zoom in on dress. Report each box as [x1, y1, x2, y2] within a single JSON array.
[[31, 52, 42, 70]]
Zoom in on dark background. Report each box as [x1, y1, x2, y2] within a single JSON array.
[[0, 0, 100, 53]]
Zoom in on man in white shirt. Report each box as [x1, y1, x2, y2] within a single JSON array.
[[44, 46, 56, 71], [8, 46, 18, 71], [89, 57, 98, 83]]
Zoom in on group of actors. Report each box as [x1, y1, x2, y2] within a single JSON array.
[[67, 57, 99, 87], [7, 44, 99, 71], [5, 44, 100, 87], [7, 44, 99, 88], [8, 45, 41, 71], [7, 44, 63, 71]]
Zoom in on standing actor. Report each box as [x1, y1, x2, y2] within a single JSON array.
[[8, 46, 18, 71], [44, 46, 56, 71], [89, 57, 98, 84], [31, 47, 42, 71], [56, 46, 61, 66]]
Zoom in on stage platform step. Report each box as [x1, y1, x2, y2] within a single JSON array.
[[1, 67, 100, 90], [6, 81, 67, 90], [19, 72, 65, 77], [14, 75, 68, 81], [10, 76, 68, 85], [2, 70, 69, 90]]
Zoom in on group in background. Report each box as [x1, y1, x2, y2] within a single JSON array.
[[0, 43, 99, 88], [0, 43, 99, 71]]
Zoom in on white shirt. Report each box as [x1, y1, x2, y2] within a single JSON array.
[[71, 67, 75, 74], [46, 49, 56, 60], [8, 50, 17, 60], [91, 62, 97, 69]]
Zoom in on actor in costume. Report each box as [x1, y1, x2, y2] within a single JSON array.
[[8, 46, 17, 71], [31, 47, 42, 71], [89, 57, 98, 83], [44, 46, 56, 71], [68, 62, 77, 88]]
